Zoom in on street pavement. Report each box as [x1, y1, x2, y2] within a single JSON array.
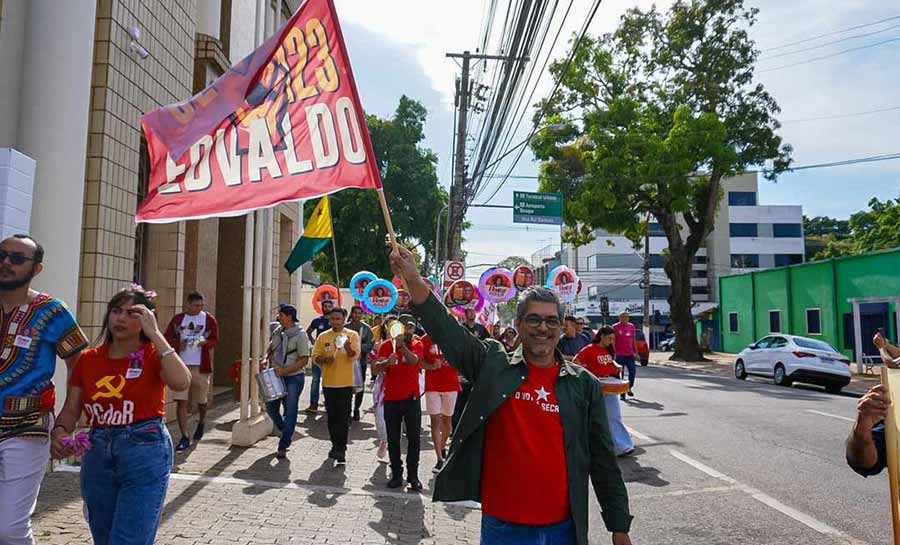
[[33, 363, 889, 544]]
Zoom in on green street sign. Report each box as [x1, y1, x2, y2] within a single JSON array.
[[513, 191, 563, 225]]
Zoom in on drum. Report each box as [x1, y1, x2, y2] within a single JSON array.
[[256, 368, 286, 402], [598, 377, 630, 395]]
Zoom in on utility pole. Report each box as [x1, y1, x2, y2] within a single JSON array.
[[642, 224, 651, 347], [445, 50, 527, 262]]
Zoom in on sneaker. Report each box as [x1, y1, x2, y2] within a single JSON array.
[[627, 390, 635, 397], [432, 459, 444, 474], [387, 474, 404, 489], [334, 454, 347, 466], [304, 404, 318, 414], [276, 449, 287, 460], [408, 477, 423, 492], [192, 422, 205, 441], [376, 441, 388, 461], [175, 436, 191, 452], [618, 448, 636, 458], [352, 409, 361, 421], [620, 394, 626, 401]]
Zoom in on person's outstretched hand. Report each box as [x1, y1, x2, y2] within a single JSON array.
[[389, 245, 418, 281]]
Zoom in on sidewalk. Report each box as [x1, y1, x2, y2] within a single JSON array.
[[649, 351, 880, 396], [33, 387, 481, 545]]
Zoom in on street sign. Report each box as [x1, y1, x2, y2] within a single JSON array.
[[513, 191, 563, 225], [444, 261, 465, 287]]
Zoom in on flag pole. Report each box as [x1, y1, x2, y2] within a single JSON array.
[[377, 189, 398, 250], [327, 197, 341, 287], [881, 367, 900, 544]]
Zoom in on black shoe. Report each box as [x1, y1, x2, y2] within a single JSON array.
[[192, 422, 205, 441], [175, 436, 191, 452], [441, 448, 448, 459], [620, 394, 626, 401], [276, 449, 287, 460], [627, 390, 635, 397], [408, 477, 423, 492], [352, 409, 361, 421], [387, 474, 404, 489], [335, 454, 346, 466], [432, 459, 444, 474]]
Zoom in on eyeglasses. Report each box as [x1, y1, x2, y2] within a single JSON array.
[[522, 314, 562, 329], [0, 249, 36, 266]]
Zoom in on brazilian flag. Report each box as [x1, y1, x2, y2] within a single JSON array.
[[284, 197, 332, 274]]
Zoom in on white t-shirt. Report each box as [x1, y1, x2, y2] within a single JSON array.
[[178, 311, 208, 365]]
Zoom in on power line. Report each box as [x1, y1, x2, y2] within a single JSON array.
[[781, 104, 900, 124], [762, 14, 900, 52], [759, 21, 900, 61], [784, 151, 900, 172], [757, 34, 900, 73]]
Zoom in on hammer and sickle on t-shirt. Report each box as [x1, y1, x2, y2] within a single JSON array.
[[92, 375, 126, 401]]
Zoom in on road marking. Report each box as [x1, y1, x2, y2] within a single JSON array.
[[630, 484, 740, 500], [667, 448, 863, 543], [624, 426, 654, 442], [54, 463, 479, 506], [806, 409, 855, 423]]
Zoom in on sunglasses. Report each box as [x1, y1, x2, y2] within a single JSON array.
[[0, 249, 36, 266]]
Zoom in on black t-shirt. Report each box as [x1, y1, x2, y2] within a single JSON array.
[[464, 322, 490, 341], [307, 316, 330, 341]]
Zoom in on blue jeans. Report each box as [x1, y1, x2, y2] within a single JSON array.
[[309, 365, 322, 406], [481, 515, 577, 545], [81, 417, 173, 545], [616, 354, 637, 388], [604, 393, 635, 455], [265, 373, 305, 451]]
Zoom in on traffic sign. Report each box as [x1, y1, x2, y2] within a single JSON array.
[[513, 191, 563, 225], [444, 261, 465, 286]]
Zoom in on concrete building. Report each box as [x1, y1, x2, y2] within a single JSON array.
[[549, 172, 804, 327], [0, 0, 304, 414]]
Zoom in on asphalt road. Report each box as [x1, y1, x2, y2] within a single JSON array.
[[590, 365, 888, 545]]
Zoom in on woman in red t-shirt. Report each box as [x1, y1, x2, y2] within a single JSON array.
[[420, 334, 460, 473], [574, 326, 635, 457], [51, 287, 190, 545]]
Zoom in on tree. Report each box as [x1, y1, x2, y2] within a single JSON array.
[[803, 215, 850, 260], [530, 0, 792, 361], [309, 96, 447, 283]]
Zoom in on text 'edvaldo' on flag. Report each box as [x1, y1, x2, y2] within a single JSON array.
[[137, 0, 382, 224]]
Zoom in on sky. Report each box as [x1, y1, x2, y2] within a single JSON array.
[[334, 0, 900, 280]]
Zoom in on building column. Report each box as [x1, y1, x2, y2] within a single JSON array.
[[852, 301, 864, 374]]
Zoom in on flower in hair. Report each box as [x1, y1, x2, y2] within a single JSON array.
[[129, 283, 158, 300]]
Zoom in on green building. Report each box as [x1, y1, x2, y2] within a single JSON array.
[[719, 248, 900, 366]]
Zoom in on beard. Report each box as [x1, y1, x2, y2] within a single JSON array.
[[0, 267, 36, 291]]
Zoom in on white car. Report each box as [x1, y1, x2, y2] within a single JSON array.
[[734, 334, 851, 394]]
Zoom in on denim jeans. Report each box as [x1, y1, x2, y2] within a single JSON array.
[[81, 417, 173, 545], [603, 393, 634, 455], [309, 365, 322, 406], [480, 515, 577, 545], [616, 354, 637, 388], [265, 373, 305, 451]]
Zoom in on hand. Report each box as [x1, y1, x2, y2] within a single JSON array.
[[857, 384, 890, 429], [387, 354, 398, 365], [345, 346, 357, 358], [50, 428, 72, 460], [320, 356, 335, 365], [612, 533, 632, 545], [389, 244, 419, 283], [131, 305, 162, 340], [274, 367, 285, 377]]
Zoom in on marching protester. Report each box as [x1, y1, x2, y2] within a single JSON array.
[[463, 308, 490, 340], [52, 286, 191, 545], [421, 332, 461, 473], [613, 312, 639, 399], [311, 307, 359, 465], [574, 326, 635, 457], [264, 304, 310, 459], [846, 332, 899, 476], [305, 299, 335, 414], [163, 291, 219, 451], [576, 317, 593, 341], [559, 315, 590, 360], [346, 305, 374, 421], [390, 245, 632, 545], [371, 361, 389, 461], [372, 315, 425, 491], [0, 235, 88, 545], [501, 327, 520, 353]]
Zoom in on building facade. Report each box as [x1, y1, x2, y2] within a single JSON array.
[[0, 0, 304, 413], [719, 248, 900, 365]]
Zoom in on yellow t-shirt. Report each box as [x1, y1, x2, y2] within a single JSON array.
[[312, 328, 360, 388]]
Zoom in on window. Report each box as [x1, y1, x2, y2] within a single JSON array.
[[729, 312, 739, 332], [692, 285, 710, 295], [648, 255, 667, 268], [694, 254, 708, 264], [650, 284, 671, 298], [729, 223, 758, 237], [728, 191, 757, 206], [806, 308, 822, 335], [648, 223, 666, 237], [731, 254, 759, 268], [755, 336, 774, 348], [794, 337, 837, 353], [769, 336, 788, 348], [773, 223, 803, 238], [692, 269, 708, 278], [774, 254, 804, 267], [769, 310, 781, 333]]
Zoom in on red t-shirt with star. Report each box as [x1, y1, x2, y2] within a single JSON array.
[[481, 361, 569, 525], [377, 338, 424, 401], [574, 344, 621, 378], [421, 335, 461, 393]]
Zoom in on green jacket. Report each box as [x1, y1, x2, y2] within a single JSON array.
[[413, 294, 632, 544]]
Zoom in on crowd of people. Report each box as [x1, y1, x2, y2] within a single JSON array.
[[3, 229, 897, 545]]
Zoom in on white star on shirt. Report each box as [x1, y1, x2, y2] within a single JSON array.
[[535, 386, 550, 402]]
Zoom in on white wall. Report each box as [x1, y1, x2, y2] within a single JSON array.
[[0, 0, 28, 147], [230, 0, 259, 61], [730, 238, 805, 255], [729, 205, 803, 224]]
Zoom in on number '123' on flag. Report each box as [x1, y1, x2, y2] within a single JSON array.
[[137, 0, 382, 223]]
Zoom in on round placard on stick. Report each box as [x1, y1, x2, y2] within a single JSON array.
[[479, 267, 516, 304], [349, 271, 377, 301], [546, 265, 579, 303], [513, 265, 535, 291], [312, 284, 342, 315], [362, 279, 398, 314]]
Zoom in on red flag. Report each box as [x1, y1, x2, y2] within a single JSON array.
[[137, 0, 381, 223]]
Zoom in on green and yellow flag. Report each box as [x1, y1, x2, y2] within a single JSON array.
[[285, 197, 333, 274]]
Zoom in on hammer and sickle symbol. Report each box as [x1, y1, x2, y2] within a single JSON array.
[[91, 375, 126, 401]]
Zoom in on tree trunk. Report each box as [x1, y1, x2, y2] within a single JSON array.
[[665, 250, 705, 362]]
